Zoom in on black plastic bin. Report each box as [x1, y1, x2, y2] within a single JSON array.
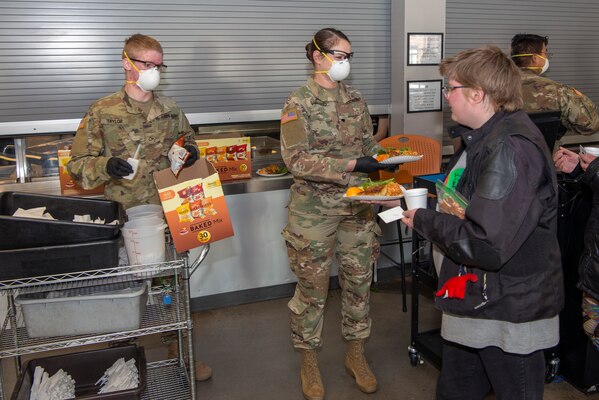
[[0, 192, 123, 250], [0, 235, 120, 281], [11, 345, 146, 400]]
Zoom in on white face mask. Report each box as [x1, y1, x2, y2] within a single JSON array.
[[328, 59, 351, 81], [136, 67, 160, 91], [540, 57, 549, 75], [511, 53, 549, 75], [124, 51, 161, 92]]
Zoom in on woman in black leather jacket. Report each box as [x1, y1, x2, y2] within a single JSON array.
[[376, 45, 563, 400], [554, 146, 599, 351]]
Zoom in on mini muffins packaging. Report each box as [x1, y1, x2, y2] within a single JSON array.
[[154, 158, 234, 251], [435, 180, 468, 219], [195, 133, 251, 181]]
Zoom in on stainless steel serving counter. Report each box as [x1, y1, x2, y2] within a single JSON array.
[[0, 172, 293, 197], [0, 134, 292, 196]]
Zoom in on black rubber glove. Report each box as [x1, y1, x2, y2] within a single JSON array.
[[353, 156, 396, 173], [106, 157, 134, 178], [184, 145, 198, 167]]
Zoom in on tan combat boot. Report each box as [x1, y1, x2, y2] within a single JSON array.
[[194, 360, 213, 382], [344, 339, 377, 393], [167, 341, 213, 381], [300, 349, 325, 400]]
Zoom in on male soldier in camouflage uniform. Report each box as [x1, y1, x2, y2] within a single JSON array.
[[68, 34, 198, 209], [511, 34, 599, 138], [67, 34, 212, 382], [280, 28, 394, 400]]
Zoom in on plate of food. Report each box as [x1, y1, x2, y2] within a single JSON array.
[[343, 178, 404, 201], [375, 148, 423, 164], [257, 164, 289, 177]]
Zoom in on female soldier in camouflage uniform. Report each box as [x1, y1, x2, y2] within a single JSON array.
[[280, 28, 393, 400]]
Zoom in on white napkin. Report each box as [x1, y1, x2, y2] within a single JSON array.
[[378, 205, 406, 224], [13, 207, 55, 220]]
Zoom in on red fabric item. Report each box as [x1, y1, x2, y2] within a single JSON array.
[[436, 273, 478, 299]]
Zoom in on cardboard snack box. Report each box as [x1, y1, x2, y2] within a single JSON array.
[[57, 149, 105, 196], [195, 133, 251, 181], [154, 159, 234, 252]]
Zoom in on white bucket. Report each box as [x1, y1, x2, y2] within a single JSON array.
[[128, 211, 165, 223], [121, 217, 167, 266], [126, 204, 164, 220]]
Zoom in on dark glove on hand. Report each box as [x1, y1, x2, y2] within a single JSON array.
[[106, 157, 134, 179], [435, 273, 478, 299], [183, 145, 198, 167], [353, 156, 396, 173]]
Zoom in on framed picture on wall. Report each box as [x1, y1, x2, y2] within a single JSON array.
[[407, 80, 442, 113], [407, 33, 444, 65]]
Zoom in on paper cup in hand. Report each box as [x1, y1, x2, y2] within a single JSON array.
[[404, 188, 428, 210]]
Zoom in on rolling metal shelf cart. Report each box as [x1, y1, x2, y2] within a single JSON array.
[[0, 243, 209, 400], [407, 230, 442, 368]]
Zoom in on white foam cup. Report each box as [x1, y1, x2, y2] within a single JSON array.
[[122, 158, 139, 180], [584, 147, 599, 157], [404, 188, 428, 210]]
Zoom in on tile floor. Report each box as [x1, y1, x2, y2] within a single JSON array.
[[190, 279, 590, 400], [0, 278, 591, 399]]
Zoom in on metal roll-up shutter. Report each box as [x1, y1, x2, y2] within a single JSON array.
[[0, 0, 390, 129], [444, 0, 599, 149]]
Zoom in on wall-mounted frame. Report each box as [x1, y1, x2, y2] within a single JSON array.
[[407, 80, 442, 113], [407, 33, 444, 65]]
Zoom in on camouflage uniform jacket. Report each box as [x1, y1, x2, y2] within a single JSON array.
[[68, 87, 196, 209], [280, 77, 382, 216], [521, 69, 599, 136]]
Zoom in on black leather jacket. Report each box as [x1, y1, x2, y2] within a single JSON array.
[[415, 111, 564, 322], [578, 158, 599, 300]]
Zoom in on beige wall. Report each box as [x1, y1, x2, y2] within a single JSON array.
[[390, 0, 446, 143]]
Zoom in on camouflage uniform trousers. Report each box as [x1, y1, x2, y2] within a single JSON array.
[[282, 206, 381, 350]]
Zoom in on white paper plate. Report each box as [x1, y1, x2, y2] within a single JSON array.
[[379, 154, 424, 164], [343, 194, 403, 201], [256, 171, 289, 177]]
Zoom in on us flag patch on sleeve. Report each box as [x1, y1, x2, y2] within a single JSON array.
[[281, 109, 298, 124], [77, 116, 87, 130]]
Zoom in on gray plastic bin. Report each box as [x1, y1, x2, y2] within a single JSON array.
[[16, 281, 147, 338]]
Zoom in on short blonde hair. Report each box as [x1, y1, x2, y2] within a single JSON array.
[[439, 45, 523, 112], [122, 33, 163, 59]]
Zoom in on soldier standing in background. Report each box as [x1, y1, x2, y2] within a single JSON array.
[[510, 33, 599, 137], [280, 28, 394, 400], [67, 33, 212, 382]]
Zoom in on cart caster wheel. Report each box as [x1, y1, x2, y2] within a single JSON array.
[[408, 346, 420, 367], [545, 357, 560, 383]]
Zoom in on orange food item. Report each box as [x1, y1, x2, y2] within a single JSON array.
[[345, 187, 363, 197], [386, 182, 403, 196], [376, 153, 390, 162], [388, 148, 419, 156]]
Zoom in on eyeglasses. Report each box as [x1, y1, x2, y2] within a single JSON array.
[[128, 57, 168, 73], [323, 49, 354, 61], [442, 85, 468, 97]]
